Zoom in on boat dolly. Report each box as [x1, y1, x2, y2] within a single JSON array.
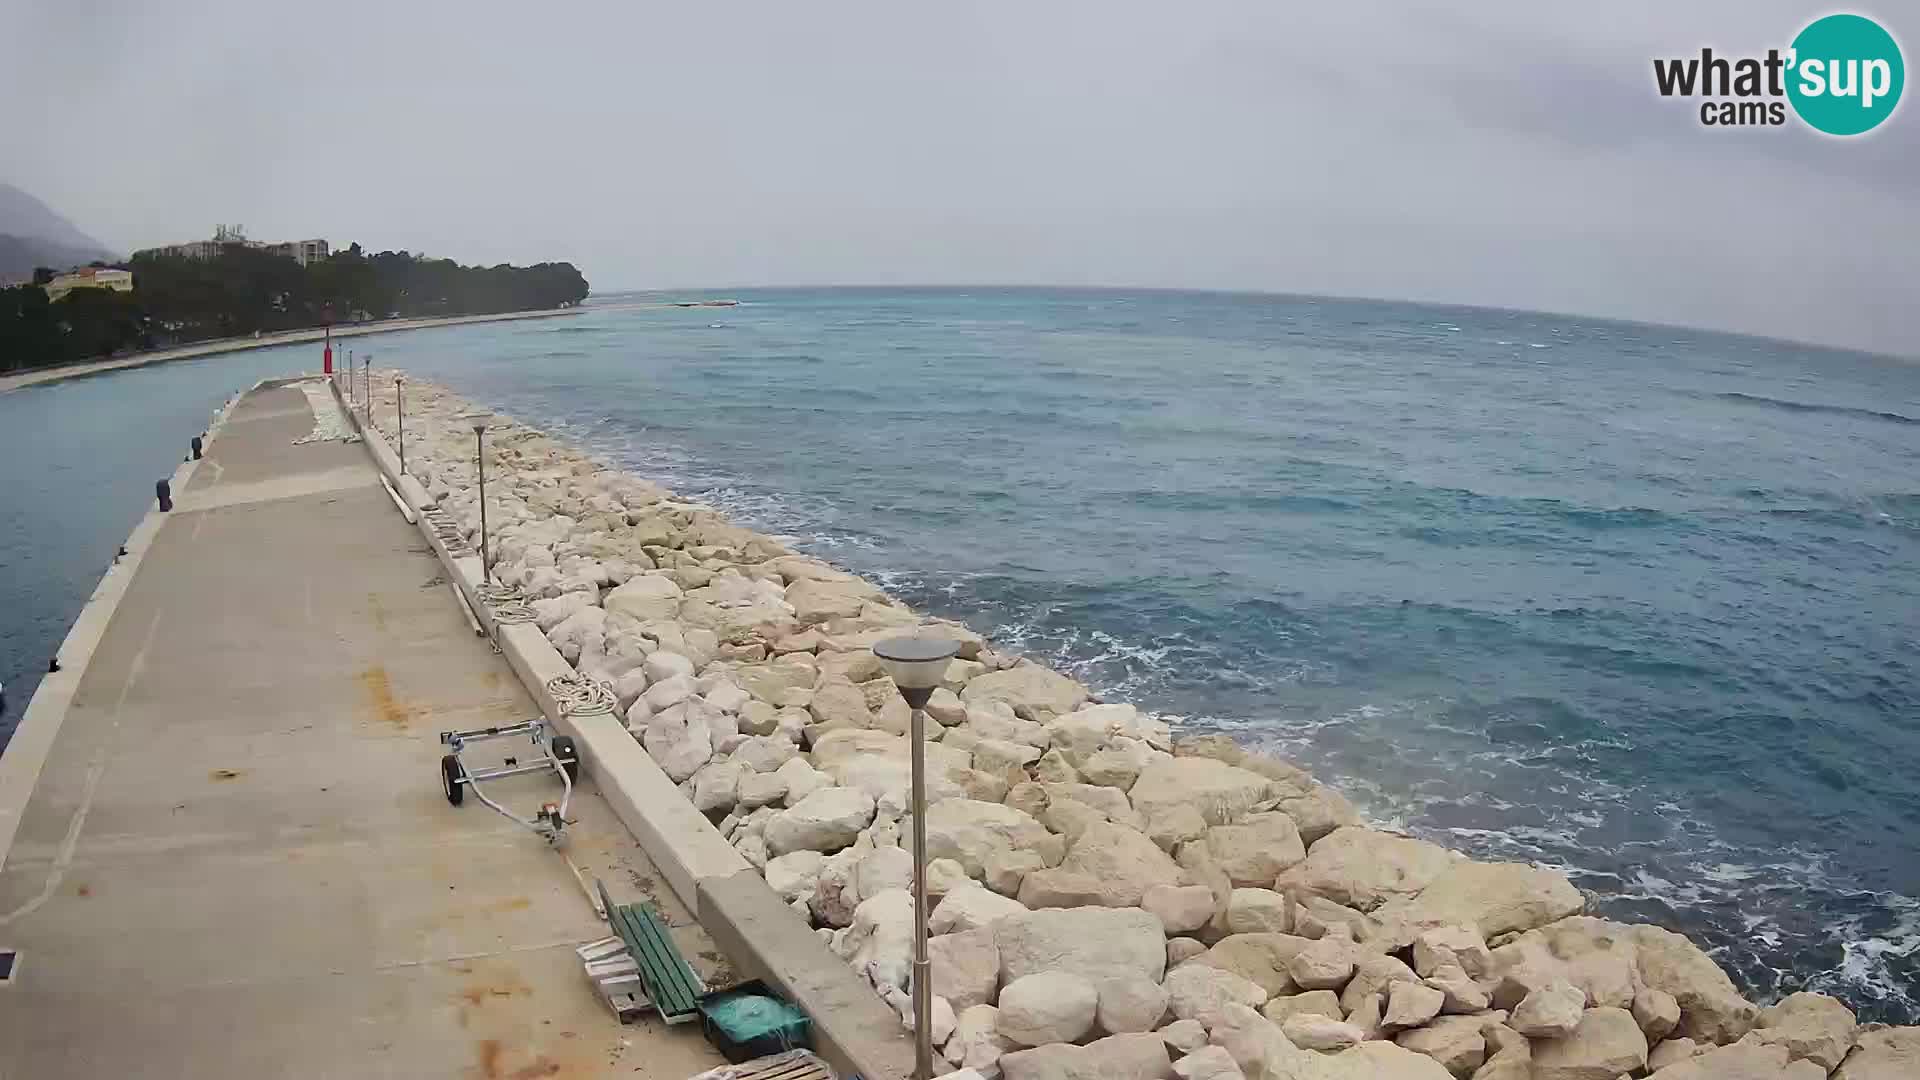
[[439, 718, 579, 845]]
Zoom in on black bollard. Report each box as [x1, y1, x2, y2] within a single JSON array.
[[191, 435, 203, 460], [156, 478, 172, 512]]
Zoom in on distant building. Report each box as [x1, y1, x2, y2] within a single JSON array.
[[263, 238, 330, 267], [45, 266, 134, 302], [134, 227, 329, 267]]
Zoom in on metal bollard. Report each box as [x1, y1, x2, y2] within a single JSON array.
[[191, 435, 203, 460], [156, 479, 172, 512]]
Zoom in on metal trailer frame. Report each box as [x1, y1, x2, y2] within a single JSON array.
[[438, 718, 578, 845]]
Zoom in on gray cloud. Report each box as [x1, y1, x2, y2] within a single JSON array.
[[3, 0, 1916, 354]]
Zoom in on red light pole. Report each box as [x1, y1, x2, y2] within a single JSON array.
[[322, 306, 334, 375]]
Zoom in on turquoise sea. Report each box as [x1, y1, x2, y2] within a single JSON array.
[[3, 288, 1917, 1018]]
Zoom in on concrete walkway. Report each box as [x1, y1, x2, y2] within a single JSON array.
[[0, 384, 725, 1079]]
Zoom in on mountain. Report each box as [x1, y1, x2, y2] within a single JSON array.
[[0, 182, 117, 280]]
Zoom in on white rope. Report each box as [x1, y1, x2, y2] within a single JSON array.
[[476, 583, 537, 624], [546, 673, 617, 717]]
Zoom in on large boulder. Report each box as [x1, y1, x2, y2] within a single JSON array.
[[1646, 1033, 1788, 1079], [1272, 827, 1456, 912], [1323, 1041, 1456, 1079], [732, 656, 820, 704], [763, 850, 826, 904], [1143, 883, 1218, 935], [1198, 933, 1313, 998], [1512, 980, 1586, 1038], [946, 1004, 1019, 1078], [999, 1033, 1172, 1080], [924, 799, 1054, 877], [1834, 1025, 1920, 1080], [1098, 975, 1170, 1034], [995, 907, 1167, 986], [1487, 916, 1638, 1011], [838, 888, 915, 991], [1129, 758, 1276, 828], [1394, 1014, 1487, 1076], [930, 928, 1002, 1011], [763, 786, 876, 855], [1629, 923, 1758, 1045], [602, 574, 683, 622], [1049, 821, 1184, 907], [1374, 859, 1585, 945], [961, 666, 1091, 721], [1530, 1007, 1647, 1080], [998, 971, 1099, 1046], [1185, 814, 1306, 889], [1162, 962, 1268, 1030], [1751, 992, 1856, 1071], [931, 886, 1030, 935]]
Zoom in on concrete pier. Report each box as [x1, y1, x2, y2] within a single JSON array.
[[0, 383, 725, 1078]]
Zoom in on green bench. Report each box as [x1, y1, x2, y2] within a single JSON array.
[[596, 879, 706, 1024]]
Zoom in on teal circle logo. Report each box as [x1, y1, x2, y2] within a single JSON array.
[[1787, 14, 1905, 135]]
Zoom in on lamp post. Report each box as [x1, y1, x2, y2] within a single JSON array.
[[362, 352, 374, 421], [346, 349, 355, 404], [467, 414, 491, 578], [871, 635, 962, 1080], [395, 375, 406, 475]]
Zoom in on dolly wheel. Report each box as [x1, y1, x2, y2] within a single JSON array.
[[441, 754, 466, 806], [552, 736, 581, 783]]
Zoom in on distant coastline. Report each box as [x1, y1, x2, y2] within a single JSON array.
[[0, 306, 585, 394]]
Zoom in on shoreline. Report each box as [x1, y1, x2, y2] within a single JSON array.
[[352, 369, 1916, 1077], [0, 306, 588, 395]]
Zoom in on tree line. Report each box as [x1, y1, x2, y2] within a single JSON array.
[[0, 243, 589, 373]]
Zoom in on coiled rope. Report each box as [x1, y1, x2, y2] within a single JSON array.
[[476, 583, 537, 624], [546, 673, 617, 717], [418, 504, 474, 557]]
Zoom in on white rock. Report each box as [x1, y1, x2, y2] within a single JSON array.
[[1511, 979, 1586, 1038], [947, 1004, 1019, 1079], [612, 668, 650, 711], [1272, 826, 1456, 912], [1752, 991, 1856, 1071], [961, 666, 1090, 722], [1224, 889, 1292, 935], [690, 761, 744, 813], [1098, 975, 1170, 1034], [998, 971, 1099, 1046], [731, 734, 799, 773], [1281, 1012, 1363, 1052], [995, 906, 1167, 986], [855, 845, 916, 902], [531, 591, 595, 631], [545, 605, 607, 663], [1171, 1045, 1244, 1080], [1142, 884, 1218, 935], [1382, 980, 1443, 1030], [643, 673, 697, 712], [1186, 814, 1306, 889], [1528, 1006, 1646, 1080], [705, 681, 752, 713], [763, 850, 827, 904], [999, 1033, 1171, 1080], [930, 885, 1030, 935], [930, 927, 1002, 1011], [764, 786, 876, 855], [924, 799, 1053, 877], [1286, 934, 1356, 992], [1163, 963, 1268, 1030], [926, 687, 968, 725], [927, 858, 973, 899], [1129, 758, 1275, 828], [774, 757, 831, 805], [1047, 820, 1184, 907], [1157, 1018, 1209, 1055], [604, 575, 683, 623], [843, 888, 915, 991], [642, 649, 695, 683]]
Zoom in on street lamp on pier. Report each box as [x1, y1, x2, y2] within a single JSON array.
[[871, 635, 963, 1080]]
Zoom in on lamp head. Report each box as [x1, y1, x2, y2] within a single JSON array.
[[872, 636, 961, 709]]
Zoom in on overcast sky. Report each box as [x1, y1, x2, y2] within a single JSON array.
[[5, 1, 1916, 354]]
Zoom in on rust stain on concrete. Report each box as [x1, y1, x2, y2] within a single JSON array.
[[209, 768, 244, 781], [357, 665, 418, 729]]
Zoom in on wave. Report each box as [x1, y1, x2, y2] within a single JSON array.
[[1716, 391, 1920, 426]]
